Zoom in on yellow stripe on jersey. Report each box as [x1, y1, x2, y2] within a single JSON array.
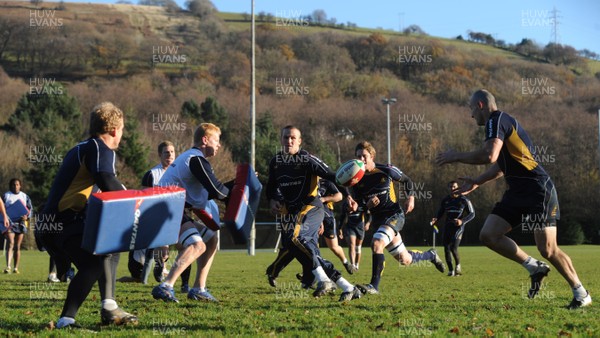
[[505, 126, 538, 171], [309, 175, 319, 198], [389, 180, 397, 203], [58, 161, 94, 212]]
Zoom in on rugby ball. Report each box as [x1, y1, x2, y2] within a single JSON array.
[[335, 159, 365, 187]]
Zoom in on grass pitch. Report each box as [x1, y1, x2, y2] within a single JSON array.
[[1, 246, 598, 336]]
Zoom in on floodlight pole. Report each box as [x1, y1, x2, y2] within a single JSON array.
[[382, 98, 397, 164], [249, 0, 256, 256]]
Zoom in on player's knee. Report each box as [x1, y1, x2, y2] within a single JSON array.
[[372, 239, 386, 253], [178, 227, 205, 256], [399, 252, 412, 266], [538, 245, 557, 260]]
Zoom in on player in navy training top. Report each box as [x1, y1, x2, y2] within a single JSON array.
[[349, 141, 445, 295], [431, 181, 474, 276], [339, 199, 371, 273], [436, 89, 591, 309], [266, 125, 362, 302], [39, 102, 137, 328]]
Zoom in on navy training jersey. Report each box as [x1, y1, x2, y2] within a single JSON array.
[[266, 149, 339, 213], [435, 195, 475, 226], [485, 111, 549, 187], [44, 138, 121, 214], [350, 163, 413, 215]]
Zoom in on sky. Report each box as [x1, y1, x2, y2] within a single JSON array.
[[210, 0, 600, 54], [55, 0, 599, 54]]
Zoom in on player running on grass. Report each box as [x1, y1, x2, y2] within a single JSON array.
[[266, 178, 353, 290], [349, 141, 445, 295], [339, 200, 371, 273], [436, 89, 591, 309], [431, 180, 475, 276], [266, 125, 362, 302]]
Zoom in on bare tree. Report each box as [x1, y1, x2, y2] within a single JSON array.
[[311, 9, 327, 25]]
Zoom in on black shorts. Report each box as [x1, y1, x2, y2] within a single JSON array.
[[322, 216, 336, 239], [491, 177, 560, 230], [343, 214, 365, 240], [372, 210, 405, 234]]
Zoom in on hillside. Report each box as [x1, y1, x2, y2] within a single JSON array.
[[0, 1, 599, 247]]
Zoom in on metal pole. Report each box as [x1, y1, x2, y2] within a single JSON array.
[[249, 0, 256, 256], [386, 103, 391, 164]]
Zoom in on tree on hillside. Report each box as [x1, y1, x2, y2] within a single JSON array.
[[515, 38, 541, 58], [543, 43, 580, 65], [403, 24, 427, 35], [200, 96, 229, 139], [118, 109, 150, 178], [6, 84, 83, 209], [7, 85, 80, 133], [345, 33, 389, 71], [181, 99, 201, 120], [311, 9, 327, 25], [0, 18, 18, 62], [186, 0, 216, 18]]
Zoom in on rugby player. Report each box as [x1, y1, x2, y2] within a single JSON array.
[[436, 89, 591, 309], [350, 141, 445, 295], [431, 180, 475, 276], [151, 123, 231, 303], [39, 102, 137, 328]]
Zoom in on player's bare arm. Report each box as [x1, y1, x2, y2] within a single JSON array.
[[404, 195, 415, 214], [458, 163, 503, 195], [321, 192, 342, 204], [436, 138, 503, 166]]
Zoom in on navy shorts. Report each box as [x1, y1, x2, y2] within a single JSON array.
[[492, 177, 559, 229], [372, 210, 405, 234], [343, 213, 366, 240], [322, 215, 336, 239]]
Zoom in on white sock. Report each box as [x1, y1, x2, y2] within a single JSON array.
[[102, 299, 118, 311], [199, 287, 207, 292], [48, 272, 57, 278], [160, 282, 173, 289], [56, 317, 75, 328], [572, 284, 588, 300], [342, 259, 348, 264], [335, 277, 354, 293], [521, 256, 539, 274], [312, 266, 330, 283]]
